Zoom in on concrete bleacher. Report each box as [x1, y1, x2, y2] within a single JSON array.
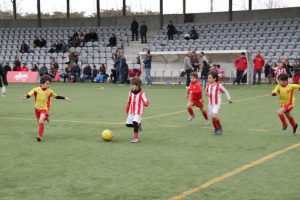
[[146, 18, 300, 64]]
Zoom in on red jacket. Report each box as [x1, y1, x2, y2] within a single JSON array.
[[187, 81, 202, 101], [20, 66, 29, 71], [235, 57, 247, 71], [253, 55, 265, 71]]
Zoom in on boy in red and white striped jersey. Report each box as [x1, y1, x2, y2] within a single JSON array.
[[206, 71, 233, 135], [125, 77, 149, 143], [275, 61, 287, 83]]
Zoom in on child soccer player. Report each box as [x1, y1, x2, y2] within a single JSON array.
[[21, 75, 71, 141], [186, 72, 209, 125], [206, 71, 232, 135], [272, 73, 299, 133], [125, 77, 149, 143]]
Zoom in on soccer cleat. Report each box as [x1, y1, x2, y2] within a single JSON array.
[[36, 137, 42, 142], [204, 120, 210, 125], [187, 115, 195, 122], [131, 138, 139, 143], [293, 123, 298, 134], [45, 115, 50, 122], [282, 125, 288, 131]]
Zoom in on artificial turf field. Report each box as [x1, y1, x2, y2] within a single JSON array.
[[0, 82, 300, 200]]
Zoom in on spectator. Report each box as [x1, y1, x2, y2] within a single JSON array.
[[131, 18, 139, 41], [284, 60, 293, 78], [69, 52, 79, 65], [200, 60, 210, 88], [143, 50, 152, 85], [292, 59, 300, 84], [94, 64, 107, 83], [190, 51, 200, 71], [92, 65, 98, 82], [90, 30, 98, 42], [81, 64, 92, 82], [49, 58, 59, 78], [71, 63, 81, 82], [200, 52, 208, 64], [13, 56, 21, 70], [184, 52, 193, 88], [114, 49, 127, 84], [31, 64, 39, 72], [79, 31, 85, 47], [269, 62, 277, 84], [275, 61, 287, 83], [20, 40, 29, 53], [253, 51, 265, 84], [62, 62, 71, 82], [39, 64, 48, 76], [39, 37, 47, 48], [33, 36, 40, 48], [233, 52, 248, 85], [107, 33, 117, 47], [264, 61, 271, 84], [189, 26, 198, 40], [216, 65, 225, 84], [20, 63, 29, 71], [184, 33, 190, 41], [140, 21, 148, 44], [167, 21, 176, 40]]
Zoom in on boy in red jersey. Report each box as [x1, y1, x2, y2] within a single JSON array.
[[186, 72, 209, 125], [206, 71, 232, 135], [21, 75, 72, 141], [125, 77, 149, 143], [272, 73, 299, 133]]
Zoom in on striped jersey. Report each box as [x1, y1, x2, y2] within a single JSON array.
[[27, 87, 58, 110], [272, 84, 300, 106], [205, 82, 231, 106], [126, 90, 149, 115], [275, 67, 286, 81]]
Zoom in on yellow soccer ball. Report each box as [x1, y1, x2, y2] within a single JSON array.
[[101, 129, 114, 141]]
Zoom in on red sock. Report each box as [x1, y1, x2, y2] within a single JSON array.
[[202, 110, 208, 120], [187, 108, 194, 116], [279, 114, 287, 127], [216, 119, 222, 128], [212, 118, 217, 129], [133, 132, 139, 139], [38, 123, 44, 138], [288, 116, 296, 127]]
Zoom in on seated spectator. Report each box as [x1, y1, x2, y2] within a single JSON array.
[[31, 64, 39, 72], [94, 64, 107, 83], [79, 31, 85, 47], [39, 37, 47, 48], [48, 40, 57, 53], [90, 30, 98, 42], [81, 64, 92, 82], [20, 41, 29, 53], [70, 63, 81, 82], [184, 33, 190, 41], [60, 62, 71, 82], [13, 56, 21, 70], [12, 64, 21, 71], [49, 58, 59, 78], [20, 63, 29, 71], [39, 64, 48, 76], [33, 36, 40, 48], [107, 33, 117, 47], [69, 52, 79, 65], [189, 26, 198, 40], [92, 65, 98, 82]]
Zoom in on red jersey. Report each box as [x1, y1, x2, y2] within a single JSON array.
[[253, 55, 265, 71], [126, 90, 149, 115], [187, 81, 202, 101], [235, 57, 248, 71]]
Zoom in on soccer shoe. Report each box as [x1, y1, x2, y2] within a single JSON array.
[[187, 115, 195, 122], [131, 138, 139, 143], [36, 136, 43, 142], [204, 120, 210, 125], [282, 125, 288, 131], [45, 115, 50, 122], [293, 123, 298, 134]]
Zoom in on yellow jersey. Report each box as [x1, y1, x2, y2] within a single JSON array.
[[272, 84, 300, 106], [28, 87, 58, 110]]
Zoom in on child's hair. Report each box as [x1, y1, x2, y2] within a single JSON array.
[[216, 64, 221, 69], [190, 71, 198, 79], [130, 77, 142, 87], [278, 74, 288, 81], [40, 75, 51, 84], [208, 71, 219, 82], [241, 52, 246, 56]]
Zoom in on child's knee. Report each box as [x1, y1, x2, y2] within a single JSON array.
[[39, 120, 45, 124]]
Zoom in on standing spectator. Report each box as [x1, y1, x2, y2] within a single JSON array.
[[140, 21, 148, 44], [269, 62, 277, 84], [253, 51, 265, 84], [114, 49, 127, 84], [189, 26, 198, 40], [292, 59, 300, 84], [167, 21, 176, 40], [107, 33, 117, 47], [200, 52, 209, 64], [275, 61, 287, 83], [20, 41, 29, 53], [13, 56, 21, 71], [233, 52, 247, 85], [143, 50, 152, 85], [39, 64, 48, 76], [200, 60, 210, 89], [284, 60, 293, 78], [131, 18, 139, 41], [0, 62, 11, 96], [190, 51, 200, 71], [31, 64, 39, 72], [81, 64, 92, 82], [216, 65, 225, 84], [20, 63, 29, 71], [184, 52, 193, 88], [264, 61, 272, 84]]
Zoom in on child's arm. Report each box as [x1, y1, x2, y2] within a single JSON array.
[[51, 91, 72, 102], [125, 92, 132, 113], [220, 84, 232, 103], [142, 93, 150, 107], [21, 88, 35, 100], [271, 85, 280, 96]]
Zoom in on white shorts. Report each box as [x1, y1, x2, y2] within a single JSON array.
[[126, 114, 142, 124], [208, 104, 221, 115]]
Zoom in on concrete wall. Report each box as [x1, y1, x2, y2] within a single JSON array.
[[0, 7, 299, 29]]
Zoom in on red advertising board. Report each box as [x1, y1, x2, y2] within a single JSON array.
[[7, 71, 39, 83]]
